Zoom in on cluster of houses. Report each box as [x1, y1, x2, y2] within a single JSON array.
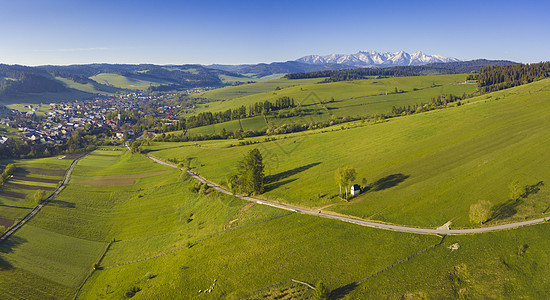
[[0, 91, 184, 146]]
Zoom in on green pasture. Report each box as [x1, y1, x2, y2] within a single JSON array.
[[80, 212, 439, 299], [0, 225, 105, 287], [6, 103, 53, 117], [191, 74, 474, 114], [194, 77, 325, 100], [90, 73, 172, 91], [0, 90, 93, 105], [177, 74, 476, 136], [0, 155, 68, 208], [148, 78, 550, 229], [359, 223, 550, 299], [55, 77, 120, 95]]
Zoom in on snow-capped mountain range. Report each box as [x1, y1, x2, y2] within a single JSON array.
[[297, 51, 460, 67]]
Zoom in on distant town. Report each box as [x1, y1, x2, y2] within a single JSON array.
[[0, 88, 210, 149]]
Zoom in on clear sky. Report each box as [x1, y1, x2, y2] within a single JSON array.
[[0, 0, 548, 66]]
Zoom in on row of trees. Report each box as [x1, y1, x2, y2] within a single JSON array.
[[470, 62, 550, 93], [185, 97, 296, 129], [390, 93, 470, 116]]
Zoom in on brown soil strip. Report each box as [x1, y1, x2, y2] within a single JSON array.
[[0, 190, 27, 199], [62, 152, 88, 160], [17, 167, 66, 177], [5, 183, 56, 191], [12, 176, 60, 184], [239, 202, 255, 214], [0, 218, 14, 229]]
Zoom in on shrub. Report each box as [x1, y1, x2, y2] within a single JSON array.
[[124, 286, 141, 298], [34, 190, 48, 204], [469, 200, 492, 224], [314, 281, 329, 299]]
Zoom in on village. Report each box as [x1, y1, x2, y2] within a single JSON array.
[[0, 91, 187, 147]]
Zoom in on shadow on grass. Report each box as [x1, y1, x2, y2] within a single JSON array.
[[489, 181, 544, 221], [264, 162, 321, 185], [330, 282, 359, 299], [49, 200, 76, 208], [264, 179, 297, 192], [489, 199, 521, 221], [0, 235, 27, 270], [364, 173, 410, 192]]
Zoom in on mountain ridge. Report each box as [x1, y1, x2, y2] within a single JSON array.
[[297, 50, 460, 67]]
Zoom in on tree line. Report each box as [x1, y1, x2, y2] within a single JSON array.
[[469, 62, 550, 93], [184, 96, 296, 129], [284, 60, 518, 83], [391, 93, 470, 116]]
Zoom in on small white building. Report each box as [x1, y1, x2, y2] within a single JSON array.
[[350, 184, 361, 196]]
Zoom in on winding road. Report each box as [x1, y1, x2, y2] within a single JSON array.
[[145, 154, 550, 236], [0, 154, 87, 243]]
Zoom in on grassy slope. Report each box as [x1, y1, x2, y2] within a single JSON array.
[[0, 90, 94, 105], [174, 74, 476, 135], [148, 78, 550, 229], [191, 74, 474, 113], [193, 77, 325, 100], [90, 73, 172, 91], [360, 223, 550, 299], [55, 77, 121, 95]]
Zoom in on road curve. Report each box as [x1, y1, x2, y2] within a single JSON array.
[[144, 153, 550, 236], [0, 153, 88, 243]]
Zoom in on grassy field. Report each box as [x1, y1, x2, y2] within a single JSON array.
[[359, 223, 550, 299], [147, 78, 550, 229], [191, 74, 475, 113], [0, 90, 94, 105], [90, 73, 173, 91], [193, 77, 325, 100], [0, 155, 71, 233], [1, 129, 549, 298], [55, 77, 121, 95], [174, 74, 476, 135]]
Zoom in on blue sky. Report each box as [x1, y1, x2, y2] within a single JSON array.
[[0, 0, 548, 65]]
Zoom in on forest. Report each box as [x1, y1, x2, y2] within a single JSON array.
[[284, 60, 517, 82], [470, 62, 550, 93]]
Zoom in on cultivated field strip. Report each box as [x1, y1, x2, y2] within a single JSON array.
[[0, 154, 87, 243]]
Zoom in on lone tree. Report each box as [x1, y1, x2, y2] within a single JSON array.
[[34, 190, 48, 204], [235, 148, 265, 195], [509, 180, 526, 200], [469, 200, 492, 224]]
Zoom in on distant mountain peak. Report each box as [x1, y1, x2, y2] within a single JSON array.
[[296, 51, 460, 67]]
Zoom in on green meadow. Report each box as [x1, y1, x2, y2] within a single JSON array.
[[172, 74, 476, 136], [90, 73, 172, 91], [148, 78, 550, 229], [1, 75, 550, 299], [0, 155, 72, 234], [191, 74, 475, 114], [194, 77, 325, 101]]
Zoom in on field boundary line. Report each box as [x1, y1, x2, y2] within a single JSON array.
[[73, 240, 113, 300], [99, 212, 293, 269], [142, 152, 550, 236], [0, 153, 89, 243]]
